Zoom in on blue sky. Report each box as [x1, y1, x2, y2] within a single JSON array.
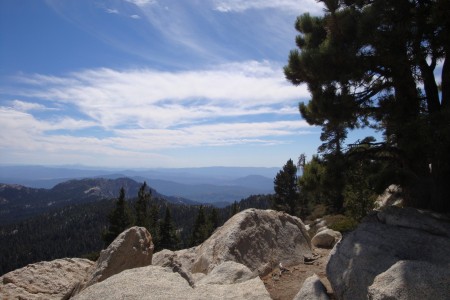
[[0, 0, 329, 168]]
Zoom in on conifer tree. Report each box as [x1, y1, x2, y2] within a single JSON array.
[[284, 0, 450, 212], [190, 205, 209, 246], [135, 182, 151, 229], [208, 208, 220, 235], [102, 187, 133, 246], [230, 201, 240, 217], [273, 159, 300, 215], [148, 203, 160, 246], [158, 206, 180, 250]]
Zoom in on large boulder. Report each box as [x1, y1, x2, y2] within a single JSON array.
[[77, 226, 154, 292], [293, 274, 329, 300], [191, 208, 312, 276], [73, 265, 271, 300], [368, 260, 450, 300], [327, 206, 450, 300], [311, 228, 341, 248], [0, 258, 94, 300], [196, 261, 255, 285]]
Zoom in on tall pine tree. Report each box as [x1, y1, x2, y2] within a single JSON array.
[[158, 206, 180, 250], [135, 182, 151, 229], [102, 187, 133, 246], [273, 159, 300, 215]]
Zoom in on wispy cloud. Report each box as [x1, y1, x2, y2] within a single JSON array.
[[10, 99, 58, 112], [105, 8, 119, 14], [213, 0, 323, 14], [130, 14, 141, 19], [15, 61, 308, 129], [125, 0, 157, 7], [0, 61, 314, 166]]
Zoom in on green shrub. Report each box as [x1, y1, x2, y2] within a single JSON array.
[[324, 214, 358, 233]]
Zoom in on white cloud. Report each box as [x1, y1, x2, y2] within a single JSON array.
[[1, 61, 314, 167], [10, 99, 58, 112], [130, 14, 141, 19], [16, 61, 309, 129], [214, 0, 323, 14], [125, 0, 157, 7], [106, 8, 119, 14]]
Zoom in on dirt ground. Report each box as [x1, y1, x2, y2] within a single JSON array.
[[261, 248, 334, 300]]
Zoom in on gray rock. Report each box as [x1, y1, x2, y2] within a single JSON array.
[[191, 208, 312, 276], [0, 258, 94, 300], [327, 206, 450, 300], [77, 226, 154, 292], [196, 261, 256, 285], [152, 249, 196, 287], [374, 184, 403, 209], [293, 274, 329, 300], [368, 260, 450, 300], [311, 228, 341, 248], [73, 265, 271, 300], [152, 247, 197, 271]]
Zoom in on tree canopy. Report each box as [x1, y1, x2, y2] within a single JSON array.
[[285, 0, 450, 212], [102, 187, 133, 246], [273, 159, 300, 215]]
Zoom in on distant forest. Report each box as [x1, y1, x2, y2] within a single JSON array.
[[0, 193, 270, 275]]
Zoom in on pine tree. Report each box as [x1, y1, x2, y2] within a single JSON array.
[[273, 159, 300, 215], [190, 205, 209, 246], [102, 187, 133, 246], [208, 208, 220, 236], [158, 206, 180, 250], [135, 182, 151, 229], [284, 0, 450, 212], [230, 201, 240, 217], [148, 203, 160, 246]]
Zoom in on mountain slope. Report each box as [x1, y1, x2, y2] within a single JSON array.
[[0, 178, 197, 225]]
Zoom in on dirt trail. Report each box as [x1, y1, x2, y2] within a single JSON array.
[[261, 248, 334, 300]]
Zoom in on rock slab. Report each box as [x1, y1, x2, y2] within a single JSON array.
[[73, 265, 271, 300], [0, 258, 94, 300], [368, 260, 450, 300], [327, 206, 450, 300], [77, 226, 154, 292], [190, 208, 312, 276]]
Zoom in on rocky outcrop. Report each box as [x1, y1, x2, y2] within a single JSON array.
[[73, 265, 271, 300], [327, 206, 450, 300], [293, 274, 329, 300], [75, 226, 154, 293], [0, 258, 94, 300], [190, 208, 312, 276], [196, 261, 255, 285], [374, 184, 403, 209], [368, 260, 450, 300], [311, 228, 341, 248]]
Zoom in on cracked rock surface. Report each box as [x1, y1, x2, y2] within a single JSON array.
[[0, 258, 94, 300]]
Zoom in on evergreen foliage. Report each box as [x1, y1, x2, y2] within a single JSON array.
[[102, 187, 133, 246], [135, 182, 151, 228], [0, 191, 273, 276], [190, 205, 209, 246], [285, 0, 450, 212], [272, 159, 300, 215], [158, 206, 180, 251]]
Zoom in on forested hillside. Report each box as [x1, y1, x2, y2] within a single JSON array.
[[0, 192, 271, 275], [0, 178, 197, 225]]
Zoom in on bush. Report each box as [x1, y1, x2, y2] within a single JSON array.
[[306, 204, 329, 221], [325, 214, 358, 233]]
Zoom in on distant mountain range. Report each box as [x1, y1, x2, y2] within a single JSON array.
[[0, 165, 277, 205], [0, 177, 196, 225]]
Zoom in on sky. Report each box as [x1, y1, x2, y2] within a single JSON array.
[[0, 0, 329, 169]]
